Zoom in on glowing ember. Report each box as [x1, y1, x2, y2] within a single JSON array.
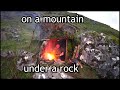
[[45, 53, 55, 60]]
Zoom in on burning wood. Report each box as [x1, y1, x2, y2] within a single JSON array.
[[40, 38, 66, 63], [72, 46, 78, 59], [44, 53, 55, 61]]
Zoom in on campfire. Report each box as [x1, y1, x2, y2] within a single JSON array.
[[44, 53, 55, 61], [40, 38, 66, 62]]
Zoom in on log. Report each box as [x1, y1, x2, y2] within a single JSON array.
[[72, 46, 78, 59], [75, 44, 80, 58]]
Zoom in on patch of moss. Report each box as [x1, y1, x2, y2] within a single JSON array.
[[110, 35, 119, 45], [67, 39, 73, 58]]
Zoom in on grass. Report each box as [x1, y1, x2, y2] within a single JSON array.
[[65, 63, 98, 79], [1, 11, 119, 79], [0, 25, 99, 79], [1, 19, 39, 79], [1, 57, 33, 79], [80, 65, 98, 79]]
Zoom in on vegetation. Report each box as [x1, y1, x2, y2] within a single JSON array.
[[1, 19, 38, 79], [1, 11, 119, 79]]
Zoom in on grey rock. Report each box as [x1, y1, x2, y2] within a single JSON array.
[[1, 51, 8, 57], [17, 50, 36, 71], [79, 31, 119, 79], [33, 68, 73, 79], [1, 51, 15, 58]]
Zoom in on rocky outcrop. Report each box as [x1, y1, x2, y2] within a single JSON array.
[[79, 31, 119, 79], [1, 11, 119, 79], [39, 23, 78, 40]]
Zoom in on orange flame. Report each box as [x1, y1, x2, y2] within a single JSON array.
[[45, 53, 55, 61], [40, 39, 61, 61]]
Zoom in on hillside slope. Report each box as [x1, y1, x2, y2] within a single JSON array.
[[1, 11, 119, 79]]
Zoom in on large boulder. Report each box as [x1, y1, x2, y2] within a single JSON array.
[[79, 31, 119, 79]]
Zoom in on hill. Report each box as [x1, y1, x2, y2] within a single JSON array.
[[1, 11, 119, 79]]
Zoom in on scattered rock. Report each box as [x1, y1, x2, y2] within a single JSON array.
[[33, 68, 73, 79], [7, 51, 15, 58], [1, 51, 8, 57], [1, 50, 15, 58], [17, 50, 36, 71]]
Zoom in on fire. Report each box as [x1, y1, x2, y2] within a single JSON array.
[[40, 39, 60, 61], [45, 53, 55, 61], [40, 38, 66, 61]]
